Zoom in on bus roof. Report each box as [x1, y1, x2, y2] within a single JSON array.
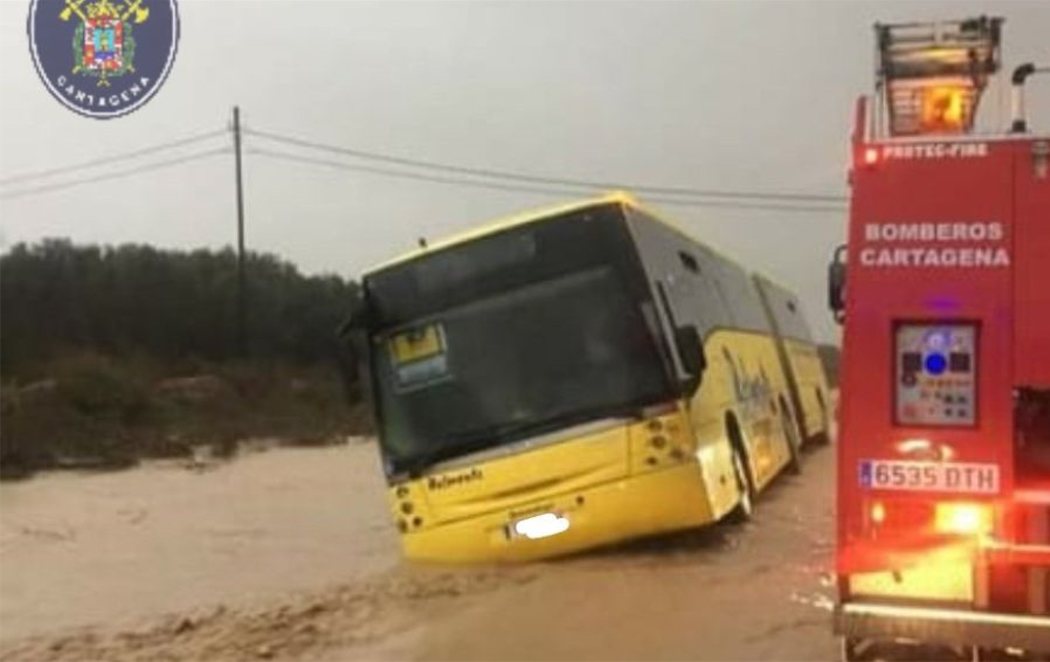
[[363, 191, 786, 292], [364, 192, 633, 275]]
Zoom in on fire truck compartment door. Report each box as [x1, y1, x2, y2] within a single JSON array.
[[1015, 139, 1050, 389]]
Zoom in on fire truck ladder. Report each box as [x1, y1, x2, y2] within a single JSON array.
[[875, 17, 1003, 136]]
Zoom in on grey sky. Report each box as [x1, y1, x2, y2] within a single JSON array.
[[2, 0, 1048, 342]]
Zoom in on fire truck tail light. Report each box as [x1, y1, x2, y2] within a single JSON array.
[[896, 438, 932, 455], [934, 502, 991, 536], [870, 501, 886, 524], [865, 498, 988, 535], [863, 147, 879, 166]]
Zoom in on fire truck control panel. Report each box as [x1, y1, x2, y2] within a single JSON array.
[[895, 323, 976, 427]]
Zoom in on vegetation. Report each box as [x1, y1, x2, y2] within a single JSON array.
[[1, 240, 368, 479], [1, 240, 359, 372]]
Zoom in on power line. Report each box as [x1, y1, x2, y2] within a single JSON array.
[[245, 127, 848, 204], [0, 129, 227, 187], [630, 195, 844, 214], [0, 148, 230, 200], [0, 120, 845, 212], [247, 147, 846, 214], [248, 146, 604, 196]]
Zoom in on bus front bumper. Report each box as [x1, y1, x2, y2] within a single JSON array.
[[835, 601, 1050, 652], [401, 460, 715, 563]]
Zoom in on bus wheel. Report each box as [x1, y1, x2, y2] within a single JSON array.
[[840, 637, 870, 661], [842, 637, 975, 661], [728, 445, 755, 523], [781, 398, 803, 475]]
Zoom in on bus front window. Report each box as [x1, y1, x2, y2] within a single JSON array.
[[371, 264, 669, 477]]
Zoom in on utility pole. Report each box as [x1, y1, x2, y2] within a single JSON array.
[[232, 105, 247, 357]]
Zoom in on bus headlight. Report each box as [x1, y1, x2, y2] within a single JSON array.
[[934, 502, 991, 536]]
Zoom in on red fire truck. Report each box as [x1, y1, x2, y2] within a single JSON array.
[[830, 17, 1050, 659]]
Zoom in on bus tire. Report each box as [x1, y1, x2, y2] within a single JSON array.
[[781, 396, 803, 475], [840, 637, 868, 662], [726, 420, 756, 523], [842, 637, 974, 662]]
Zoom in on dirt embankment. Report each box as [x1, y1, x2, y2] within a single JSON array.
[[1, 355, 369, 479], [0, 442, 838, 661]]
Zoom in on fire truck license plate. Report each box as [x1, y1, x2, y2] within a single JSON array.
[[859, 460, 1000, 494]]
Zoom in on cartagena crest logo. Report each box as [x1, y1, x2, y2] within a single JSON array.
[[28, 0, 179, 119]]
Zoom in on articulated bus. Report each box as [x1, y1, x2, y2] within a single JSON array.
[[340, 193, 830, 562]]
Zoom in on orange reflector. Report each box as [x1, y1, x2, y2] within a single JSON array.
[[934, 502, 992, 536]]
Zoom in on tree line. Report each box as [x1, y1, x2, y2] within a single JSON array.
[[1, 239, 359, 376]]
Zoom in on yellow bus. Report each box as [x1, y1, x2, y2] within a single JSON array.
[[340, 193, 830, 562]]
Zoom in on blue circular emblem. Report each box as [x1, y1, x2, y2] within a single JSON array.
[[28, 0, 179, 119], [924, 352, 947, 375]]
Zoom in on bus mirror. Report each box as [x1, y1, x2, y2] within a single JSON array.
[[675, 325, 706, 395], [828, 244, 847, 324], [336, 291, 369, 389], [335, 321, 363, 391]]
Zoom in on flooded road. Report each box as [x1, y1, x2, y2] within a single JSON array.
[[410, 442, 838, 662], [0, 441, 837, 661], [0, 444, 397, 642]]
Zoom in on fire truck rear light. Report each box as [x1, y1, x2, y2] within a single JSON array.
[[870, 501, 887, 524], [863, 147, 879, 165], [934, 503, 991, 535], [897, 438, 931, 455]]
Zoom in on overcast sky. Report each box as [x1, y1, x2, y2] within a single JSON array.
[[2, 0, 1048, 342]]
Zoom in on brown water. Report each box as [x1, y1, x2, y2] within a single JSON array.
[[0, 441, 838, 661], [0, 444, 396, 642]]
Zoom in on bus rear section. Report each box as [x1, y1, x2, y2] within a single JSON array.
[[341, 195, 823, 562], [831, 17, 1050, 657], [753, 274, 832, 447]]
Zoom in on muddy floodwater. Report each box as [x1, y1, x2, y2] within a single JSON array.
[[0, 441, 838, 661]]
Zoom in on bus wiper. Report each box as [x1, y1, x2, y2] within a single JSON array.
[[403, 421, 530, 478]]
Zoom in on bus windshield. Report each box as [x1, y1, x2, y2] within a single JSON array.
[[365, 208, 671, 476]]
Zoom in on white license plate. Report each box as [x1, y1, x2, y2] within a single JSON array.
[[859, 460, 1000, 494], [509, 512, 570, 540]]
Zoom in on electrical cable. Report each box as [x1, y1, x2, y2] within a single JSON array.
[[0, 129, 227, 186], [245, 127, 848, 204], [247, 147, 846, 214], [0, 148, 230, 200]]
